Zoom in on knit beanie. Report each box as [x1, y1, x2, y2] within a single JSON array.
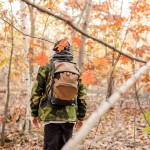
[[53, 39, 71, 52]]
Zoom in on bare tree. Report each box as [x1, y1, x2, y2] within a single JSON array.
[[106, 0, 141, 100], [28, 0, 36, 81], [20, 1, 31, 134], [78, 0, 93, 70], [1, 2, 14, 146]]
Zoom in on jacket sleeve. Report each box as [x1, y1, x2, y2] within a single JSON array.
[[30, 67, 47, 117], [77, 79, 87, 121]]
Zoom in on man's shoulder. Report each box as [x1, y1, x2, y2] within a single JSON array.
[[38, 63, 52, 72]]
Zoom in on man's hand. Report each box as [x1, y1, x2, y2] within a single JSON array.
[[75, 120, 83, 130], [32, 117, 39, 128]]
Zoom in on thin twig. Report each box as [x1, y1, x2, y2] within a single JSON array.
[[0, 17, 54, 44], [134, 84, 150, 126], [88, 119, 101, 149]]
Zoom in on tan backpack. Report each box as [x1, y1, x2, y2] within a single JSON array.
[[48, 61, 80, 106]]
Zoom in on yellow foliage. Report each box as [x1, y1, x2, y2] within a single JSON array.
[[0, 2, 2, 9], [0, 50, 3, 58], [0, 58, 10, 67]]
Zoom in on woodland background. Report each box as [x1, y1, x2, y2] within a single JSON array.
[[0, 0, 150, 149]]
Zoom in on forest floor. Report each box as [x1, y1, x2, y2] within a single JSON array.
[[0, 95, 150, 150]]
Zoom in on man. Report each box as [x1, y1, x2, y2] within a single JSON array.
[[30, 40, 87, 150]]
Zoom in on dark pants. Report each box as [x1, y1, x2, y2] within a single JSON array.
[[44, 123, 74, 150]]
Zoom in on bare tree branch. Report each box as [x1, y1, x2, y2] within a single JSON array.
[[21, 0, 147, 64], [0, 17, 54, 44], [134, 84, 150, 126], [2, 16, 145, 65]]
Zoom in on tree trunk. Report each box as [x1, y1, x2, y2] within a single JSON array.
[[20, 1, 31, 134], [106, 0, 140, 100], [1, 2, 14, 146], [28, 3, 35, 81], [78, 0, 92, 70], [62, 61, 150, 150]]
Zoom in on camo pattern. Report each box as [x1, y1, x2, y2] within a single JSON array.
[[30, 63, 87, 122]]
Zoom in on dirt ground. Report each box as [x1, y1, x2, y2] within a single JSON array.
[[0, 95, 150, 150]]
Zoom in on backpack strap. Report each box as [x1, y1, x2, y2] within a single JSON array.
[[49, 60, 64, 103], [50, 61, 57, 99], [46, 61, 56, 101]]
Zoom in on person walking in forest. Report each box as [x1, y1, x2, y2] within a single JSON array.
[[30, 39, 87, 150]]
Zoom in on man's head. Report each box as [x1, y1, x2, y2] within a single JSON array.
[[53, 39, 71, 53], [51, 39, 73, 61]]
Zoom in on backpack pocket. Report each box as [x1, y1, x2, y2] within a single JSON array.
[[54, 72, 78, 100]]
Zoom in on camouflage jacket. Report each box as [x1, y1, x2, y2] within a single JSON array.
[[30, 62, 87, 122]]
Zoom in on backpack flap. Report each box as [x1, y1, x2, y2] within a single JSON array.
[[55, 62, 80, 75], [54, 72, 78, 99]]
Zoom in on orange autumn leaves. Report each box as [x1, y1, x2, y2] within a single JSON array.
[[80, 71, 96, 85], [71, 37, 82, 46], [32, 45, 110, 85], [32, 38, 69, 66], [33, 52, 49, 66], [55, 38, 69, 51], [92, 58, 109, 67], [30, 37, 133, 86], [81, 58, 110, 85]]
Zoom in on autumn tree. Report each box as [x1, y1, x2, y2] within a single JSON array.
[[0, 0, 149, 148]]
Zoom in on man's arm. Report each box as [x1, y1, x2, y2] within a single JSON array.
[[77, 80, 87, 121], [30, 67, 47, 118]]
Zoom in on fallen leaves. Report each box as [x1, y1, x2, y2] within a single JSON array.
[[0, 92, 150, 150]]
